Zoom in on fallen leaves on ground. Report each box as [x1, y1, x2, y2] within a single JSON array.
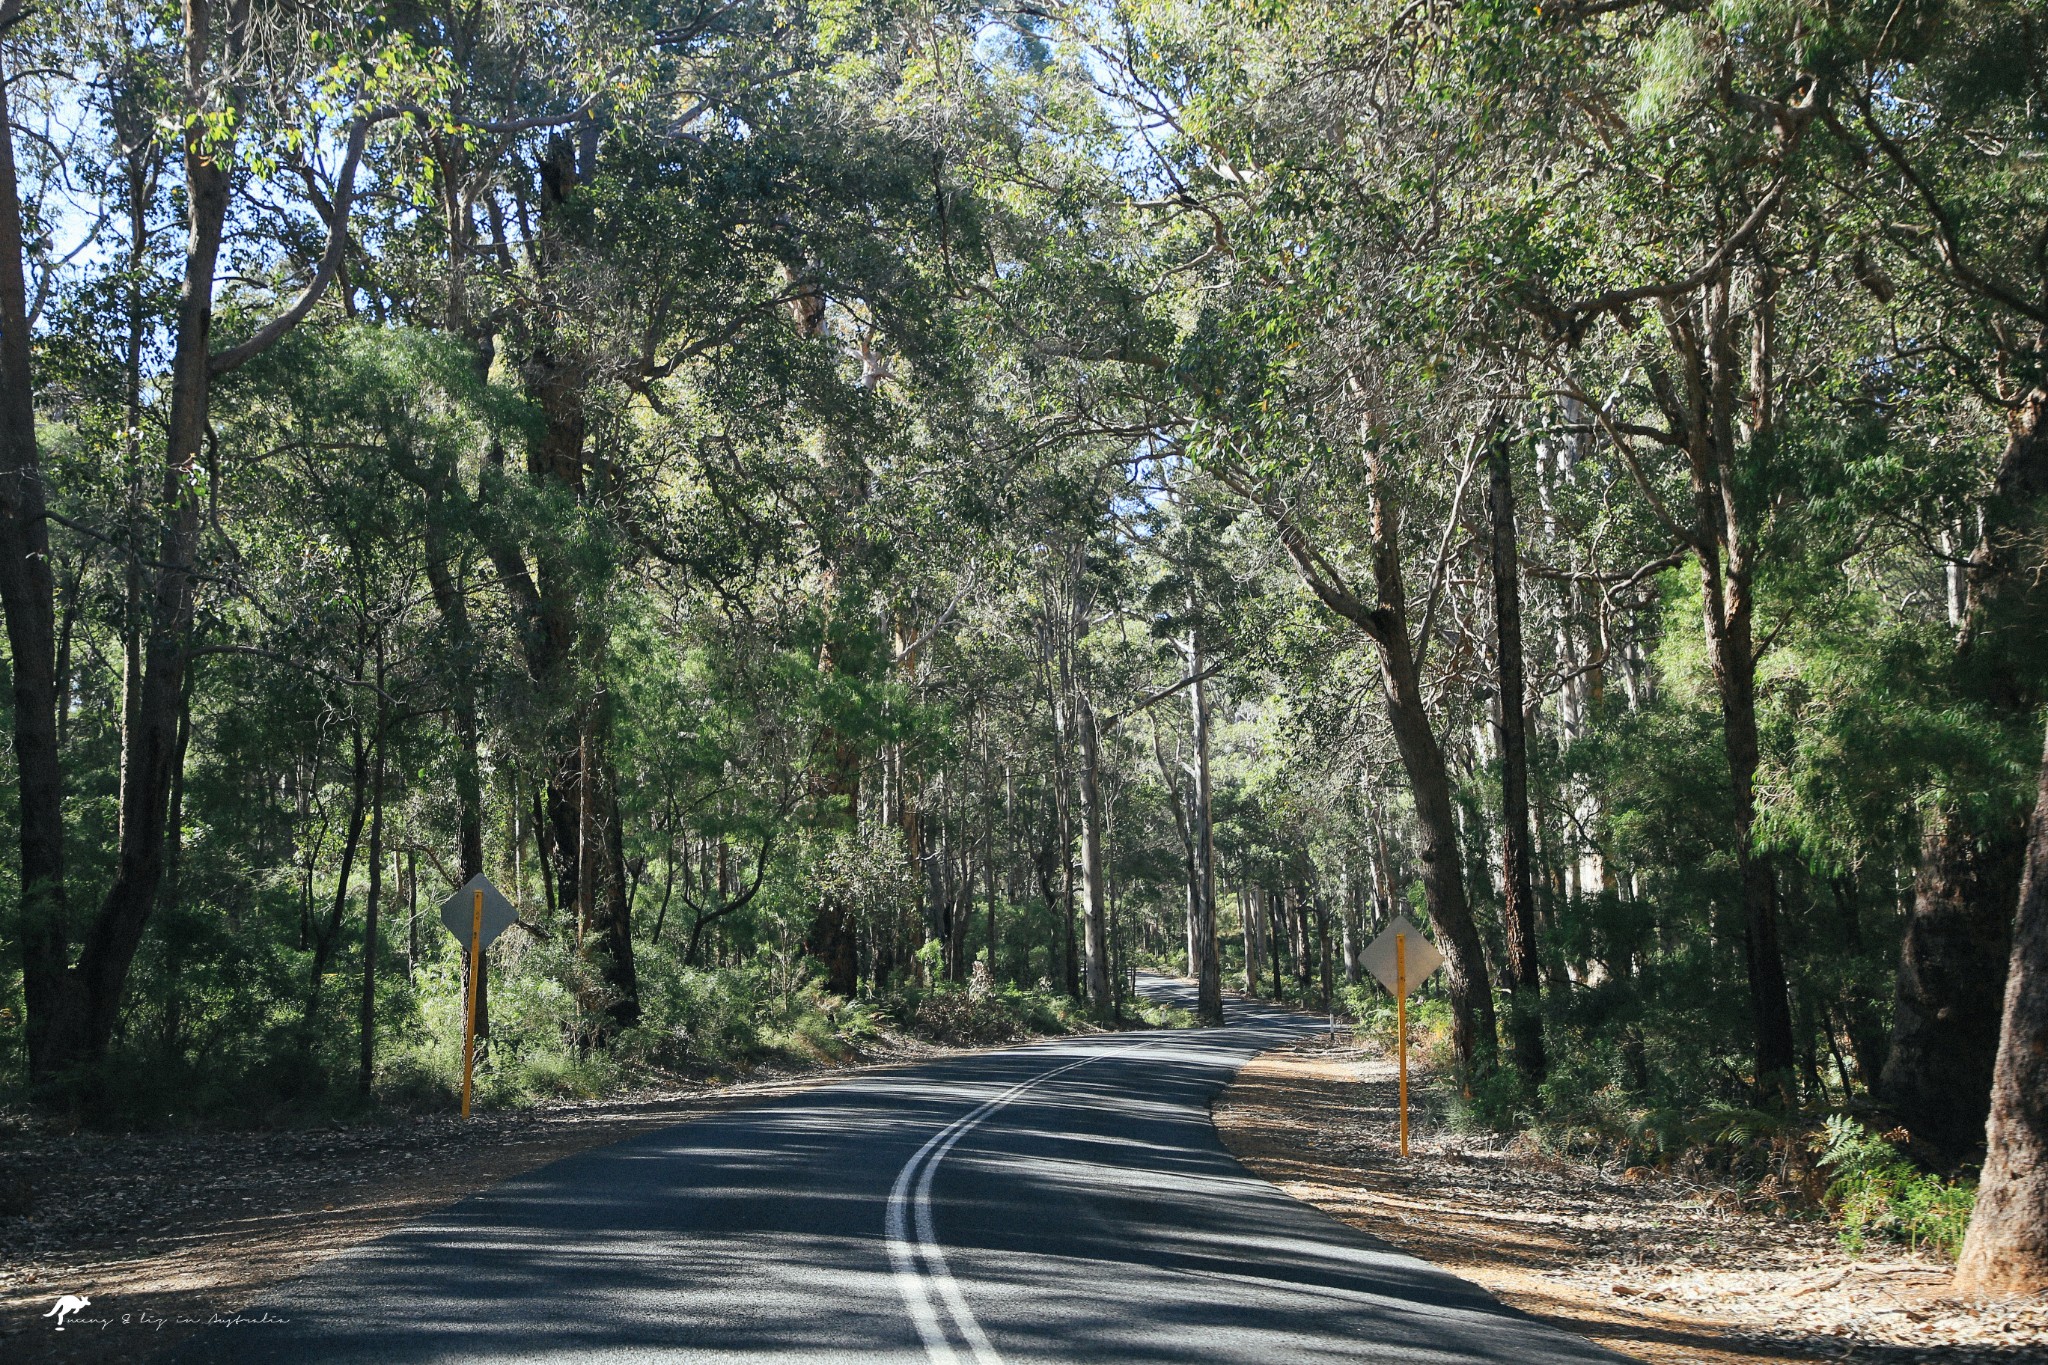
[[1213, 1035, 2048, 1365]]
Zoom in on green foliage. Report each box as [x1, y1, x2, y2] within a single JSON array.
[[883, 976, 1086, 1046], [1817, 1117, 1979, 1258]]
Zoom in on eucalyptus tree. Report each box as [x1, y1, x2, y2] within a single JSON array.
[[1079, 0, 1513, 1069], [6, 0, 440, 1080], [1818, 0, 2048, 1164], [1836, 0, 2048, 1292]]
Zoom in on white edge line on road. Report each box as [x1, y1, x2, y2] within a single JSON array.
[[885, 1035, 1175, 1365]]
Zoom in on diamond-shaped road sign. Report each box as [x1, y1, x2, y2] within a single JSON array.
[[1360, 914, 1444, 997], [440, 874, 519, 952]]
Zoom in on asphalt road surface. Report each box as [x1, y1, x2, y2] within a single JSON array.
[[165, 977, 1622, 1363]]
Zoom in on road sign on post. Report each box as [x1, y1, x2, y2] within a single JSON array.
[[1360, 915, 1443, 1158], [441, 875, 518, 1118]]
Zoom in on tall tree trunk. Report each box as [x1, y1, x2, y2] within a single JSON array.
[[1244, 886, 1264, 996], [1488, 439, 1547, 1083], [1380, 643, 1498, 1069], [307, 726, 371, 1037], [1294, 889, 1312, 992], [357, 647, 388, 1096], [1314, 894, 1333, 1011], [1246, 457, 1497, 1067], [1188, 629, 1223, 1026], [599, 767, 640, 1027], [418, 491, 490, 1034], [0, 36, 72, 1081], [15, 0, 363, 1073], [1652, 272, 1797, 1097], [1955, 719, 2048, 1296], [1076, 694, 1113, 1016], [1700, 545, 1797, 1095], [1268, 886, 1284, 999], [156, 671, 194, 1055], [72, 56, 231, 1065], [1339, 864, 1362, 986]]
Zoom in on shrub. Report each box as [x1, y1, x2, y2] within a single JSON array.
[[1817, 1116, 1978, 1257], [883, 977, 1085, 1045]]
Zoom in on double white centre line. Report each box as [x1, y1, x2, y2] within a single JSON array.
[[884, 1040, 1161, 1365]]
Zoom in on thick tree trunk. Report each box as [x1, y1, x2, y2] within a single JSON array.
[[1488, 440, 1547, 1083], [17, 0, 360, 1074], [1881, 812, 2021, 1153], [1380, 642, 1498, 1069], [1955, 720, 2048, 1297], [156, 675, 193, 1054], [1251, 456, 1495, 1066]]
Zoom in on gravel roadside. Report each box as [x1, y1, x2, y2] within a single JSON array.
[[1212, 1034, 2048, 1365]]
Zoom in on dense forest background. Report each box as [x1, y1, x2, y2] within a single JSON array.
[[1, 0, 2045, 1294]]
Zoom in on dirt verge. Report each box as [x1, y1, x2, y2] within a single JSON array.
[[1213, 1035, 2048, 1365]]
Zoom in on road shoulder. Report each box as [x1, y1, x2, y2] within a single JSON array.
[[1212, 1035, 2042, 1365]]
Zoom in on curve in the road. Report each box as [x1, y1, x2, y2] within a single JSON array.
[[888, 1033, 1179, 1365], [155, 978, 1626, 1364]]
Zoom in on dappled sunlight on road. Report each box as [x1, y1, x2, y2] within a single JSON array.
[[164, 982, 1621, 1364]]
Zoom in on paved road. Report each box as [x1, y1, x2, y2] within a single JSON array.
[[166, 978, 1621, 1363]]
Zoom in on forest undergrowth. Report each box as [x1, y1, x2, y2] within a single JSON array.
[[1329, 990, 1979, 1262], [4, 947, 1142, 1136]]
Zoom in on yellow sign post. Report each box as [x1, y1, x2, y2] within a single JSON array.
[[1396, 932, 1409, 1158], [1360, 914, 1442, 1159], [439, 874, 518, 1119]]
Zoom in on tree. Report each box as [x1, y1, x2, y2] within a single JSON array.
[[1956, 718, 2048, 1295]]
